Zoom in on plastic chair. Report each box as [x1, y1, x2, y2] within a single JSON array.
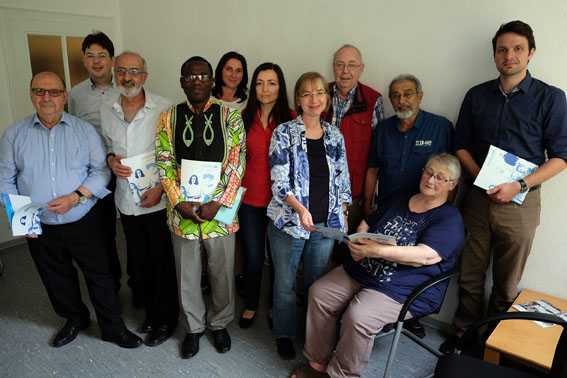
[[434, 311, 567, 378], [376, 268, 458, 378]]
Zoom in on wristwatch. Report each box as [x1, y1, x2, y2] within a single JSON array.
[[517, 178, 529, 193], [74, 190, 88, 205]]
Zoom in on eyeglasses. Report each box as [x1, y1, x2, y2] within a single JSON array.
[[334, 62, 361, 72], [422, 167, 453, 183], [390, 91, 418, 101], [181, 74, 211, 83], [31, 88, 66, 97], [85, 52, 110, 60], [115, 67, 146, 76], [299, 90, 326, 99]]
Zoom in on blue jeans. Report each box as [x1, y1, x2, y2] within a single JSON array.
[[268, 221, 334, 338]]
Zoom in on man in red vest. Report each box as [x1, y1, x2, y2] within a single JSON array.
[[324, 44, 384, 232]]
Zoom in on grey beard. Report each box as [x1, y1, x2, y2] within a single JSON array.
[[395, 109, 415, 120], [117, 84, 142, 98]]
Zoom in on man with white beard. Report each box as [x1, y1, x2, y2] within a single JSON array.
[[363, 74, 455, 215], [101, 51, 179, 346]]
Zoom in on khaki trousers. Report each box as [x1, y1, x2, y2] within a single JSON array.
[[304, 266, 409, 378], [454, 187, 540, 331], [173, 233, 235, 333]]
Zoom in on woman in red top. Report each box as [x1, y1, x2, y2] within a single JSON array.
[[239, 63, 294, 328]]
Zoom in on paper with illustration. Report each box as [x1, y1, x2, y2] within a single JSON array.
[[1, 193, 42, 236], [474, 145, 538, 205], [121, 152, 160, 204], [180, 160, 222, 203]]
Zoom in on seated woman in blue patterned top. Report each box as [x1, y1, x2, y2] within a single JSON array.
[[267, 72, 352, 360], [291, 153, 465, 378]]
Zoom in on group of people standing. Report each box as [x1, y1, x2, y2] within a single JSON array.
[[0, 18, 566, 378]]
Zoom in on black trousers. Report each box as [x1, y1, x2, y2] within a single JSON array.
[[27, 204, 126, 337], [119, 209, 179, 327], [99, 175, 121, 289]]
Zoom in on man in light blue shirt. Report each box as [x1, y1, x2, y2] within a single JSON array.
[[0, 72, 142, 349]]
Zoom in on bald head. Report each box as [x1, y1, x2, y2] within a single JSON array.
[[30, 71, 68, 127], [30, 71, 66, 90], [115, 51, 147, 71], [333, 44, 363, 64]]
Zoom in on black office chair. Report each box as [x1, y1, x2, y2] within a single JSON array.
[[376, 268, 458, 378], [434, 312, 567, 378]]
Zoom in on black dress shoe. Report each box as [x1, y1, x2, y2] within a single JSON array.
[[181, 332, 204, 359], [145, 325, 175, 347], [239, 311, 256, 329], [137, 320, 153, 334], [212, 328, 231, 353], [52, 319, 90, 348], [404, 319, 426, 338], [439, 335, 460, 355], [276, 337, 295, 360], [102, 329, 143, 348]]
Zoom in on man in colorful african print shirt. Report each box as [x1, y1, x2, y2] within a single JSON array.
[[155, 56, 245, 359]]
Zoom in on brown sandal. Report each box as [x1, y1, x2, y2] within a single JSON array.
[[289, 364, 329, 378]]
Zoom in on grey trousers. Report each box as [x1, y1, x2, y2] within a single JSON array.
[[173, 233, 235, 333], [304, 266, 409, 378]]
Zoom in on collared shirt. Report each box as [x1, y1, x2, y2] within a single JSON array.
[[156, 97, 246, 240], [267, 116, 352, 239], [368, 110, 454, 204], [330, 84, 384, 129], [455, 71, 567, 166], [69, 78, 119, 135], [0, 113, 110, 225], [101, 91, 172, 216]]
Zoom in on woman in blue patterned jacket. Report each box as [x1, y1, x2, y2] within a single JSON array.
[[267, 71, 352, 360]]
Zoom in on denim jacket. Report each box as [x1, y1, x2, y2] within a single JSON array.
[[267, 116, 352, 239]]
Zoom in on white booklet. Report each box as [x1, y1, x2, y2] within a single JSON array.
[[121, 152, 160, 204], [1, 193, 42, 236], [315, 225, 397, 245], [180, 159, 222, 203], [474, 145, 538, 205]]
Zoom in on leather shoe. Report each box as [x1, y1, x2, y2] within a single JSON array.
[[212, 328, 231, 353], [276, 337, 295, 360], [145, 325, 175, 347], [137, 319, 153, 334], [239, 311, 256, 329], [181, 332, 204, 359], [52, 319, 90, 347], [404, 319, 426, 338], [102, 329, 143, 348]]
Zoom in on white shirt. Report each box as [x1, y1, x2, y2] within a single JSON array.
[[218, 97, 247, 111], [100, 90, 172, 216], [69, 78, 119, 135]]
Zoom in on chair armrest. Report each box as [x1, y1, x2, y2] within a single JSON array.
[[397, 268, 458, 322]]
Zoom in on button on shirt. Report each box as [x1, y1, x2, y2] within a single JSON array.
[[455, 71, 567, 166], [101, 91, 172, 216], [0, 113, 111, 224], [368, 110, 454, 204], [69, 78, 119, 135]]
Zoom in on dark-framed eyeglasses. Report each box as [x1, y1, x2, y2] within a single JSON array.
[[31, 88, 66, 97]]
